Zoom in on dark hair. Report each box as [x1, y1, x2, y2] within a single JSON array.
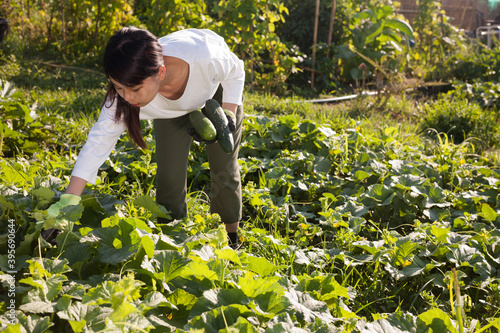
[[103, 27, 164, 149]]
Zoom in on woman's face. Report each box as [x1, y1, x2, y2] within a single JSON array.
[[110, 65, 165, 108]]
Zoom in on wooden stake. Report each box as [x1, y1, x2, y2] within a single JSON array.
[[312, 0, 320, 89], [327, 0, 337, 58], [60, 0, 66, 43]]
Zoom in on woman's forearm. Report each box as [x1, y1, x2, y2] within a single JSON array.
[[222, 102, 238, 114], [65, 176, 88, 196]]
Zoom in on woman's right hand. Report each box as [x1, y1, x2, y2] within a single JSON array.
[[46, 194, 81, 218]]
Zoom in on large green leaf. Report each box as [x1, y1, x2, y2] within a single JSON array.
[[220, 317, 258, 333], [133, 228, 156, 259], [18, 301, 55, 314], [479, 203, 499, 223], [364, 21, 384, 45], [182, 261, 218, 281], [245, 255, 279, 276], [167, 288, 198, 314], [56, 299, 109, 332], [186, 304, 253, 333], [34, 258, 71, 275], [134, 195, 170, 219], [422, 186, 448, 208], [284, 289, 335, 324], [14, 314, 53, 333], [31, 187, 55, 208], [92, 227, 136, 265], [314, 157, 332, 174], [416, 308, 457, 333], [400, 256, 433, 278], [353, 239, 385, 255], [297, 274, 349, 304], [141, 249, 191, 283], [429, 225, 451, 243], [336, 200, 369, 217], [390, 174, 427, 190], [80, 193, 123, 226], [360, 318, 414, 333], [239, 276, 284, 298], [384, 18, 415, 39], [214, 248, 241, 266], [19, 273, 67, 304], [446, 244, 483, 267], [189, 288, 248, 319], [251, 292, 291, 318], [140, 291, 177, 311], [362, 184, 395, 206], [59, 243, 93, 267]]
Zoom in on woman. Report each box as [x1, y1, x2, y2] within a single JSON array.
[[46, 27, 245, 248]]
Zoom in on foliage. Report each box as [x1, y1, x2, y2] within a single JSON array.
[[451, 81, 500, 111], [3, 0, 300, 95], [335, 3, 414, 90], [3, 0, 494, 97], [1, 1, 500, 328], [133, 0, 209, 37], [431, 29, 500, 119], [286, 41, 342, 96], [411, 0, 466, 81], [1, 74, 500, 330], [442, 40, 500, 83], [419, 97, 500, 153], [276, 0, 347, 54], [6, 0, 141, 64], [0, 80, 39, 156], [211, 0, 301, 95]]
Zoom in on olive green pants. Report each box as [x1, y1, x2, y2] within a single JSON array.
[[153, 88, 243, 224]]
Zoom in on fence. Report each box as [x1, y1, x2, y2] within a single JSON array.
[[397, 0, 494, 32]]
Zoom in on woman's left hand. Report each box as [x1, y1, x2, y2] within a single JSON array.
[[222, 103, 238, 132]]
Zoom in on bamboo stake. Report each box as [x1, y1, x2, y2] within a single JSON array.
[[311, 0, 320, 89], [60, 0, 66, 43], [326, 0, 336, 58], [94, 0, 101, 46]]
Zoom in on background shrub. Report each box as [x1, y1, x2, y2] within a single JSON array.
[[419, 97, 500, 152]]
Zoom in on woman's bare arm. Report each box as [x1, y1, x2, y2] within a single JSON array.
[[65, 176, 88, 196]]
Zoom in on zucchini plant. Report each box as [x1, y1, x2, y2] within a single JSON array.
[[0, 80, 38, 156]]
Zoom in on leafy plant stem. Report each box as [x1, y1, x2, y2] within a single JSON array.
[[474, 318, 500, 333], [217, 258, 227, 289], [58, 222, 73, 255], [132, 171, 142, 196], [221, 307, 229, 331], [354, 296, 393, 315], [409, 278, 434, 311], [453, 268, 465, 333], [288, 249, 296, 277], [343, 134, 349, 167], [38, 237, 42, 259], [0, 126, 4, 155], [0, 156, 28, 181]]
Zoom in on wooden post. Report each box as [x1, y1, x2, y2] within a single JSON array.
[[60, 0, 66, 43], [326, 0, 336, 58], [311, 0, 320, 89], [94, 0, 101, 46]]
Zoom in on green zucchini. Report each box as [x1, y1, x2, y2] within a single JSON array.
[[204, 99, 234, 153], [189, 110, 217, 141]]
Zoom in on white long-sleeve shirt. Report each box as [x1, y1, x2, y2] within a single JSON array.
[[71, 29, 245, 184]]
